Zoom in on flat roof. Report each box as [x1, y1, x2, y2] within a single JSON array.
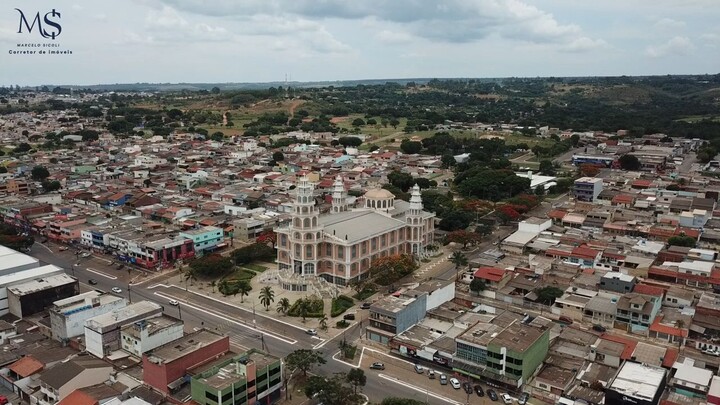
[[320, 210, 406, 243], [8, 273, 76, 296], [371, 293, 424, 314], [121, 315, 182, 339], [51, 291, 125, 315], [0, 251, 40, 272], [609, 362, 666, 401], [146, 329, 226, 364], [488, 319, 549, 353], [0, 264, 64, 287], [86, 301, 162, 329]]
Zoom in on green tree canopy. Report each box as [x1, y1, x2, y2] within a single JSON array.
[[31, 165, 50, 181], [619, 154, 641, 171], [668, 234, 696, 248], [338, 136, 363, 147], [400, 139, 423, 154], [286, 349, 326, 377], [189, 254, 234, 277]]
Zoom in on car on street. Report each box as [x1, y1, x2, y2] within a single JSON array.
[[88, 279, 98, 285], [343, 312, 356, 321], [558, 315, 574, 325], [462, 381, 473, 394], [427, 369, 435, 379], [169, 299, 179, 306], [81, 252, 91, 258], [414, 364, 424, 374], [305, 329, 317, 336], [474, 384, 485, 397], [360, 302, 371, 309], [449, 378, 461, 389], [369, 362, 385, 370], [487, 389, 498, 401], [111, 287, 122, 294], [502, 393, 514, 404], [518, 392, 530, 404], [439, 374, 447, 385], [592, 324, 607, 332], [58, 246, 68, 251]]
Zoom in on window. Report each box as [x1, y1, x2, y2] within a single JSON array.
[[337, 246, 344, 258], [306, 245, 312, 258], [371, 238, 377, 250], [381, 234, 386, 247], [351, 245, 357, 258]]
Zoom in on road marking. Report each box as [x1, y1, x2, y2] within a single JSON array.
[[153, 291, 297, 345], [363, 347, 416, 367], [168, 283, 308, 332], [146, 283, 168, 290], [312, 338, 329, 350], [377, 374, 463, 405], [85, 268, 117, 280], [332, 349, 362, 368]]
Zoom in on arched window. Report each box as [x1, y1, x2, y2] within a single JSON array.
[[294, 218, 301, 227], [303, 218, 310, 227], [312, 217, 317, 227], [294, 232, 300, 239], [305, 233, 313, 240], [306, 245, 313, 258], [295, 244, 301, 256]]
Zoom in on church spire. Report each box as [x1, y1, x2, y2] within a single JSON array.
[[331, 175, 348, 213]]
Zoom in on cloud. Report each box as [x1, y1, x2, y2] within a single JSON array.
[[654, 18, 686, 30], [375, 30, 413, 44], [559, 37, 609, 53], [700, 33, 720, 47], [645, 36, 695, 57]]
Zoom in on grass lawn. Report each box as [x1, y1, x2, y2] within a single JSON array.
[[331, 295, 355, 317], [353, 287, 377, 301], [243, 263, 267, 272], [223, 268, 256, 281]]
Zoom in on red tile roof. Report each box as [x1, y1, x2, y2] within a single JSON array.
[[633, 284, 664, 297], [474, 267, 506, 282], [612, 194, 635, 204], [571, 246, 600, 260], [9, 355, 43, 378], [600, 334, 638, 360], [547, 210, 567, 219], [58, 390, 98, 405], [649, 316, 688, 338], [632, 179, 654, 188], [662, 348, 679, 368]]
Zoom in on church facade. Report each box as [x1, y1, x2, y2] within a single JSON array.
[[275, 176, 435, 286]]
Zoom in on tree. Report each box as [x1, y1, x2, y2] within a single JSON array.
[[438, 210, 473, 231], [470, 278, 487, 295], [272, 151, 284, 161], [237, 280, 252, 303], [351, 118, 365, 127], [535, 185, 545, 196], [259, 286, 275, 310], [210, 131, 224, 141], [368, 144, 379, 152], [450, 251, 468, 281], [0, 167, 6, 174], [211, 86, 221, 94], [31, 165, 50, 181], [304, 373, 362, 405], [446, 230, 482, 248], [338, 136, 363, 147], [381, 398, 426, 405], [619, 154, 641, 171], [536, 286, 564, 304], [668, 234, 696, 248], [41, 180, 61, 192], [285, 349, 326, 377], [319, 315, 328, 332], [368, 254, 418, 286], [539, 160, 555, 175], [389, 118, 400, 129], [387, 171, 415, 192], [276, 297, 291, 314], [0, 223, 34, 251], [297, 298, 311, 322], [14, 142, 31, 154], [400, 139, 422, 154], [346, 368, 367, 394], [190, 254, 234, 277]]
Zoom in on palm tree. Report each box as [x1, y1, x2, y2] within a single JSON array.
[[237, 280, 252, 303], [184, 268, 197, 290], [210, 280, 216, 293], [276, 297, 291, 314], [319, 315, 328, 332], [450, 250, 468, 281], [298, 299, 311, 322], [259, 286, 275, 311]]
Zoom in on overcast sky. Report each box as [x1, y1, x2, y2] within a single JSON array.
[[1, 0, 719, 86]]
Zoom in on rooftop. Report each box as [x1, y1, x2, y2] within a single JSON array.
[[319, 210, 407, 243], [145, 329, 227, 365], [609, 362, 666, 401], [8, 273, 77, 296], [86, 301, 162, 330]]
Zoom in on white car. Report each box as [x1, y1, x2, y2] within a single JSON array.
[[502, 393, 514, 404], [81, 252, 91, 258], [449, 378, 461, 389], [111, 287, 122, 294], [169, 300, 179, 306], [305, 329, 317, 336]]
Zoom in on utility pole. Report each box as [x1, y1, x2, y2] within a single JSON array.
[[128, 282, 132, 303], [177, 303, 182, 320]]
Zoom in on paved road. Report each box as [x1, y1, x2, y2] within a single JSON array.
[[26, 242, 457, 405]]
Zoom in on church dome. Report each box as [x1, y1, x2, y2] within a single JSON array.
[[364, 188, 395, 200]]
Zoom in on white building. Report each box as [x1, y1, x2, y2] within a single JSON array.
[[50, 291, 127, 341], [84, 301, 163, 359], [133, 155, 167, 168], [120, 316, 184, 357], [0, 264, 65, 316]]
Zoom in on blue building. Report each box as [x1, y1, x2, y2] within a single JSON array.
[[179, 226, 224, 254], [367, 289, 427, 345]]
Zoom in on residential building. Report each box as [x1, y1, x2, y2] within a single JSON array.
[[120, 316, 184, 357], [143, 329, 230, 395], [190, 349, 282, 405], [275, 177, 435, 286], [179, 226, 224, 254], [366, 289, 427, 344], [670, 357, 712, 398], [0, 179, 31, 195], [50, 291, 127, 341], [605, 361, 667, 405], [35, 356, 113, 405], [615, 293, 662, 332], [84, 301, 163, 359], [573, 177, 603, 203], [599, 271, 637, 294]]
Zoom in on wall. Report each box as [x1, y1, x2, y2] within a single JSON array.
[[50, 299, 127, 341], [121, 322, 184, 357], [395, 294, 427, 334], [57, 367, 113, 401], [425, 282, 455, 311]]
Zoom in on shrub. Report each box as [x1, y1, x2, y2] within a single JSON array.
[[288, 296, 325, 318], [336, 320, 350, 328], [331, 295, 355, 317], [353, 287, 376, 301]]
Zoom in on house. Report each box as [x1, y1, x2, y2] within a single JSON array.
[[35, 356, 113, 405], [615, 293, 662, 332], [605, 361, 667, 405], [599, 272, 637, 294]]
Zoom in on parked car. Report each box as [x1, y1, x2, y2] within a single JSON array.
[[427, 369, 435, 379], [439, 374, 447, 385], [369, 362, 385, 370], [360, 302, 371, 309], [414, 364, 424, 374], [487, 389, 498, 401], [111, 287, 122, 294], [592, 324, 607, 332], [0, 395, 8, 405], [462, 381, 473, 394], [58, 246, 68, 251], [169, 299, 179, 306], [81, 252, 91, 258], [518, 392, 530, 405], [502, 393, 514, 404], [88, 279, 98, 285], [558, 315, 574, 324], [449, 378, 461, 389], [305, 329, 317, 336], [343, 312, 356, 321], [474, 384, 485, 397]]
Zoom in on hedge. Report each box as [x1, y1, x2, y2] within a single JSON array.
[[287, 297, 325, 318], [331, 295, 355, 317]]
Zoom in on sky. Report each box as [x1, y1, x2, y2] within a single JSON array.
[[1, 0, 719, 86]]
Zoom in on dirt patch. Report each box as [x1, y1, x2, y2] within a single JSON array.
[[330, 116, 349, 124]]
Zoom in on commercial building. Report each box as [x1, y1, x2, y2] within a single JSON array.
[[573, 177, 604, 203], [7, 273, 79, 318], [366, 289, 428, 344], [179, 226, 224, 254], [605, 361, 667, 405], [275, 176, 435, 286], [190, 349, 282, 405], [0, 245, 40, 275], [0, 264, 65, 316], [484, 317, 551, 387], [143, 329, 230, 395], [84, 301, 163, 359], [120, 316, 184, 357], [50, 291, 127, 341]]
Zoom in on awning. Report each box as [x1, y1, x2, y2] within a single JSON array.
[[167, 376, 186, 390], [690, 324, 706, 334]]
